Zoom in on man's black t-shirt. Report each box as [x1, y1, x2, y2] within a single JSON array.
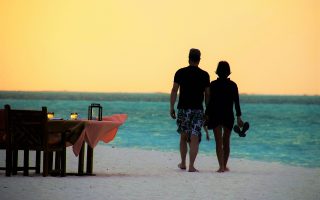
[[174, 66, 210, 110]]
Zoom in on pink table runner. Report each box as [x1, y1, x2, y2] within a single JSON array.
[[72, 114, 127, 156]]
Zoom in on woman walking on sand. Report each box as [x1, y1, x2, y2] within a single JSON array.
[[205, 61, 244, 173]]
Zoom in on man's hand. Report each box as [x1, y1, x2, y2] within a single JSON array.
[[205, 127, 210, 141], [170, 83, 179, 119], [170, 108, 176, 119]]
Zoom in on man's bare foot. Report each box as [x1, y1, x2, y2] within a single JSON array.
[[216, 168, 225, 173], [188, 166, 199, 172], [178, 163, 186, 170], [224, 167, 230, 172]]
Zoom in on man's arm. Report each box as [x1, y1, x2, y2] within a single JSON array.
[[170, 82, 179, 119]]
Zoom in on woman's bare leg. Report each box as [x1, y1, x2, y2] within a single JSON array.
[[222, 127, 231, 171], [213, 126, 225, 172]]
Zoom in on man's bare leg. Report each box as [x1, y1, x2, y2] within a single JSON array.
[[214, 126, 225, 172], [188, 134, 199, 172], [178, 133, 188, 170]]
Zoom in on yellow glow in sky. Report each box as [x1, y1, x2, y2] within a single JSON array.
[[0, 0, 319, 95]]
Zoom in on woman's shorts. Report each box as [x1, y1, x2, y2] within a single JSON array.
[[207, 116, 234, 130], [176, 109, 204, 142]]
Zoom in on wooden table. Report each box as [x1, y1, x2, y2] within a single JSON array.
[[47, 114, 127, 175]]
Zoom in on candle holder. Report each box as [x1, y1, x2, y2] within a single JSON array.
[[88, 103, 102, 121], [70, 112, 78, 120], [47, 112, 54, 120]]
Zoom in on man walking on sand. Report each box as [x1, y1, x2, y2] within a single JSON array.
[[170, 48, 210, 172]]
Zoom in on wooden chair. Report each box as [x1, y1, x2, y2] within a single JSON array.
[[5, 105, 66, 177], [0, 108, 12, 176]]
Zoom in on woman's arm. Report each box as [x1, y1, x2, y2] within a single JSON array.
[[234, 84, 244, 127]]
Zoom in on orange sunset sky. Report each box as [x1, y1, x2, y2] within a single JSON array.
[[0, 0, 319, 95]]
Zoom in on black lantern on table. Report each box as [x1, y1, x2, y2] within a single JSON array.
[[88, 103, 102, 121]]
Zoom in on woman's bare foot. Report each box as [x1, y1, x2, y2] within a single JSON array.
[[178, 163, 186, 170], [188, 166, 199, 172]]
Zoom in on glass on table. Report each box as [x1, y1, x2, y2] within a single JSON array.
[[47, 112, 54, 120], [70, 112, 78, 120]]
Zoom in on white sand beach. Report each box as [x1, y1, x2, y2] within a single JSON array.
[[1, 145, 319, 200]]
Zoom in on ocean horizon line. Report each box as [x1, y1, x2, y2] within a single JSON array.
[[0, 90, 319, 97]]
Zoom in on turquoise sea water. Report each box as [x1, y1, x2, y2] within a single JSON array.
[[0, 91, 319, 168]]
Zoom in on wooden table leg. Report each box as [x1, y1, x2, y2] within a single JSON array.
[[86, 145, 93, 174], [12, 150, 18, 175], [48, 152, 53, 172], [23, 149, 29, 176], [36, 150, 41, 174], [55, 152, 61, 171], [78, 142, 85, 175]]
